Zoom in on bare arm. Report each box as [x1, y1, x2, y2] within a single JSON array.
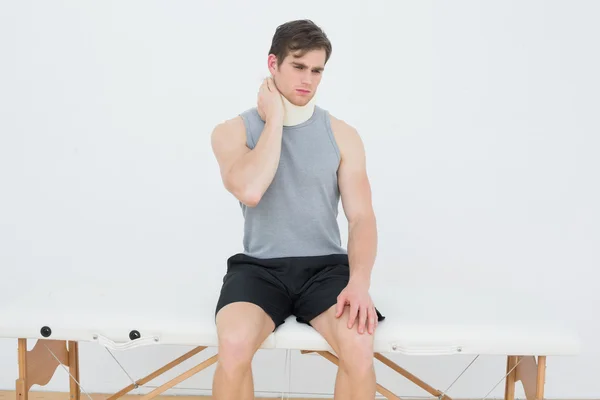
[[334, 117, 377, 286], [331, 114, 379, 335], [211, 115, 283, 207]]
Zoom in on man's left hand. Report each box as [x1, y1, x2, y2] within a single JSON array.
[[335, 279, 378, 335]]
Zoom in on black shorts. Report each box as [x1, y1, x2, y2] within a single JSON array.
[[215, 252, 384, 329]]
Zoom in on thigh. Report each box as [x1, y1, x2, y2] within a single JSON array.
[[309, 304, 375, 358], [215, 302, 275, 354], [215, 256, 292, 330]]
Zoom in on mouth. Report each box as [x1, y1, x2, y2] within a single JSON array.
[[295, 89, 311, 95]]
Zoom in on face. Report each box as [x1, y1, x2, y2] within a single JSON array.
[[268, 48, 326, 106]]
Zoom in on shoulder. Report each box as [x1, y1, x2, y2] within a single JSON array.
[[212, 107, 260, 136], [211, 115, 246, 149], [328, 113, 365, 162], [212, 115, 245, 138], [328, 113, 357, 136]]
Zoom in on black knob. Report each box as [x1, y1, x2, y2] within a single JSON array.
[[40, 326, 52, 338], [129, 330, 141, 340]]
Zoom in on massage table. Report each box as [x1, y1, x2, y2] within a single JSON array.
[[0, 280, 580, 400]]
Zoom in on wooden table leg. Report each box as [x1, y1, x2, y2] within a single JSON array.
[[68, 341, 80, 400], [504, 356, 517, 400]]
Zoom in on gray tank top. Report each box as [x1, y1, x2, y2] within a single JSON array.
[[238, 105, 347, 259]]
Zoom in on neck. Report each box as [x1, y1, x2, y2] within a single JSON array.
[[281, 95, 316, 126]]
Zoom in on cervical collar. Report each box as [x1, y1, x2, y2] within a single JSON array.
[[281, 93, 316, 126]]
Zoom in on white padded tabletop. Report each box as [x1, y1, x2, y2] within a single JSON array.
[[0, 280, 580, 356], [0, 280, 274, 349], [274, 288, 581, 356]]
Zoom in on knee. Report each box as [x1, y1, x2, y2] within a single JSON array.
[[217, 330, 256, 371], [338, 331, 374, 376]]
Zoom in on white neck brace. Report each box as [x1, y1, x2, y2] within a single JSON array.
[[281, 92, 317, 127]]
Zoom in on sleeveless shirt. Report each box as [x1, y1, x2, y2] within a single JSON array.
[[238, 105, 347, 259]]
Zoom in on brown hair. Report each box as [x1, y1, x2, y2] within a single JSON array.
[[268, 19, 332, 67]]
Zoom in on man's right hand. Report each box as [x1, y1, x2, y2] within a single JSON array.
[[257, 77, 284, 123]]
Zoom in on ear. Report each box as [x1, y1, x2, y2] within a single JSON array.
[[267, 54, 278, 74]]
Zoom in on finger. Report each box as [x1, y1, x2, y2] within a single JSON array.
[[266, 77, 274, 92], [348, 303, 359, 329], [368, 307, 376, 334], [335, 295, 345, 318], [260, 80, 270, 96], [358, 305, 367, 334]]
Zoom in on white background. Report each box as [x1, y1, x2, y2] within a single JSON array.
[[1, 0, 598, 398]]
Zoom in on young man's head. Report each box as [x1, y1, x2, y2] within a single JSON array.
[[267, 19, 332, 106]]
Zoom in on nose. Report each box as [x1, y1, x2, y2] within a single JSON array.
[[301, 70, 312, 85]]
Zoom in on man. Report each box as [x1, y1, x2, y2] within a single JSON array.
[[210, 19, 383, 400]]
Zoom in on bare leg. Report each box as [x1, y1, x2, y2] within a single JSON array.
[[333, 366, 352, 400], [311, 305, 376, 400], [240, 367, 254, 400], [213, 302, 275, 400]]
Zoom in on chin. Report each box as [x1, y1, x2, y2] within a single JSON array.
[[290, 96, 313, 107]]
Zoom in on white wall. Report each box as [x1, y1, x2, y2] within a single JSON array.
[[0, 0, 598, 398]]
